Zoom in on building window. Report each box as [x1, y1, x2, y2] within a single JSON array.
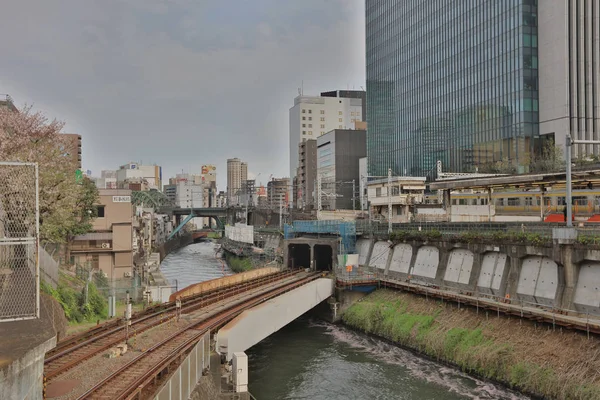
[[351, 112, 355, 116], [96, 205, 105, 218], [302, 116, 306, 120], [302, 109, 306, 113], [320, 110, 325, 114], [302, 130, 306, 134], [308, 110, 312, 114], [376, 187, 382, 197], [302, 124, 306, 127], [338, 111, 342, 115], [308, 117, 312, 121], [320, 124, 325, 128], [391, 186, 400, 196], [308, 131, 313, 135], [338, 125, 342, 128], [338, 118, 342, 122], [308, 124, 312, 128], [320, 117, 324, 121], [321, 132, 324, 135]]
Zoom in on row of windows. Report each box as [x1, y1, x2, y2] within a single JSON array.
[[301, 109, 361, 117]]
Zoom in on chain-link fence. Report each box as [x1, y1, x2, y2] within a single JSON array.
[[0, 162, 39, 322]]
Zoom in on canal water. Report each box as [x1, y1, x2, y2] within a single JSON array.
[[161, 243, 529, 400]]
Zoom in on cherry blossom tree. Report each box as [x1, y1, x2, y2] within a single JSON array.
[[0, 105, 98, 243]]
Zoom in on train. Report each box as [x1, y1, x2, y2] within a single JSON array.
[[445, 188, 600, 216]]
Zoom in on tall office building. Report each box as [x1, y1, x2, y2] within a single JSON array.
[[227, 158, 248, 205], [289, 90, 365, 207], [366, 0, 599, 178]]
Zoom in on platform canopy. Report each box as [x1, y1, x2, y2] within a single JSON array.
[[429, 168, 600, 191]]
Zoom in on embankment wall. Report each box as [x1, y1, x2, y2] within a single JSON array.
[[354, 234, 600, 316]]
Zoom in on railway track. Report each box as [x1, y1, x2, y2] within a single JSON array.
[[44, 269, 301, 381], [76, 272, 321, 400]]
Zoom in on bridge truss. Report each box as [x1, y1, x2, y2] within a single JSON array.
[[131, 190, 174, 210]]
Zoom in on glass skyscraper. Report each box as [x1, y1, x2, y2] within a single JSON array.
[[366, 0, 540, 178]]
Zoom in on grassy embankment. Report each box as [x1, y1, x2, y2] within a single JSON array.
[[224, 252, 253, 273], [342, 289, 600, 400], [41, 271, 143, 335]]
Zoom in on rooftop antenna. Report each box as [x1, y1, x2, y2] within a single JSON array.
[[301, 80, 304, 95]]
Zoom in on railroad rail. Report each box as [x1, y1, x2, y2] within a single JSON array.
[[76, 272, 322, 399], [44, 269, 301, 381]]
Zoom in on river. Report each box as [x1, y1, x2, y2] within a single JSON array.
[[160, 242, 529, 400]]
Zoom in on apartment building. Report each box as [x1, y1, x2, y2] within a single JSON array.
[[116, 162, 162, 190], [296, 139, 317, 209], [289, 90, 365, 207], [227, 158, 248, 205], [70, 189, 134, 280]]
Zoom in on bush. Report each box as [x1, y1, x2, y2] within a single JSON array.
[[41, 279, 108, 323]]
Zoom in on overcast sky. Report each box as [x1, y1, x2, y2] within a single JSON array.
[[0, 0, 365, 190]]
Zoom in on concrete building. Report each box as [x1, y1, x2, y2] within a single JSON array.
[[366, 0, 600, 177], [116, 162, 162, 190], [0, 94, 17, 111], [538, 0, 600, 157], [70, 189, 134, 280], [267, 178, 289, 209], [296, 139, 317, 209], [163, 184, 176, 203], [216, 191, 227, 208], [61, 134, 82, 170], [367, 176, 427, 223], [94, 170, 117, 189], [239, 179, 257, 208], [227, 158, 248, 205], [289, 90, 365, 207], [316, 129, 366, 210]]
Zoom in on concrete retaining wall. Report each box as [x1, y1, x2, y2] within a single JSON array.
[[225, 224, 254, 244], [153, 332, 210, 400], [216, 278, 334, 361], [157, 233, 193, 262], [355, 236, 600, 316], [169, 267, 280, 301]]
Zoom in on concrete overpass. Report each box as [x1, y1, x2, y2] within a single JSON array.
[[215, 278, 334, 361]]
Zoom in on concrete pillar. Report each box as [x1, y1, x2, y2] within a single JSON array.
[[364, 238, 375, 268], [310, 244, 315, 271], [505, 255, 521, 300], [434, 244, 450, 285], [383, 243, 395, 277], [560, 244, 578, 309], [408, 244, 420, 278], [468, 249, 483, 291]]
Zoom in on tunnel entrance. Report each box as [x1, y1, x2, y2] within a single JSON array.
[[314, 244, 333, 271], [288, 243, 311, 269]]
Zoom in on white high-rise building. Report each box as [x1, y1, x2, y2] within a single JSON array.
[[289, 90, 365, 207]]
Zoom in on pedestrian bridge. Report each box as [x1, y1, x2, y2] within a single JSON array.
[[215, 278, 334, 361]]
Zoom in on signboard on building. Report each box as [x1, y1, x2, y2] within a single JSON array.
[[113, 195, 131, 203]]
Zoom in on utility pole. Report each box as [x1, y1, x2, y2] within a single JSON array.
[[565, 134, 600, 227], [279, 194, 283, 231], [352, 179, 356, 212], [317, 175, 322, 212], [388, 168, 392, 234]]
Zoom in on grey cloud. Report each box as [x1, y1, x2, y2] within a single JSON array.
[[0, 0, 364, 189]]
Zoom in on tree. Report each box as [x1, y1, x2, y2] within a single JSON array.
[[0, 105, 99, 243], [479, 157, 518, 174], [529, 141, 565, 173]]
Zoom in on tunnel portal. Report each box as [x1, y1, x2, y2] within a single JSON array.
[[285, 238, 338, 271], [288, 243, 311, 269], [314, 244, 333, 271]]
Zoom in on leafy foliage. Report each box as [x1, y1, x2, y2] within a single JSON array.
[[41, 279, 107, 323], [0, 105, 99, 242], [529, 140, 565, 173]]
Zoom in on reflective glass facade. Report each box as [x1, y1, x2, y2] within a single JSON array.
[[366, 0, 539, 178]]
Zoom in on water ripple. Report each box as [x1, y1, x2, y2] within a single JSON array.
[[159, 242, 232, 290]]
